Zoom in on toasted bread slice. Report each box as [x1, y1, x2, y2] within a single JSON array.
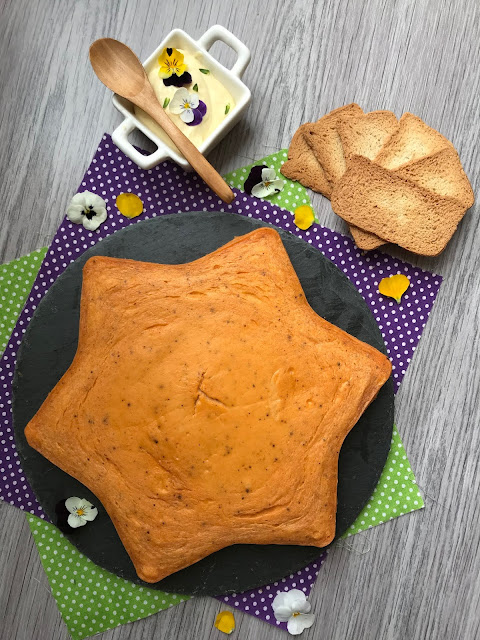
[[350, 226, 386, 251], [374, 113, 453, 170], [281, 124, 332, 197], [305, 104, 363, 184], [339, 111, 399, 165], [331, 156, 466, 256], [395, 147, 474, 209]]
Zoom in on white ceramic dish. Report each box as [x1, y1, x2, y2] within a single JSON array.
[[112, 25, 251, 171]]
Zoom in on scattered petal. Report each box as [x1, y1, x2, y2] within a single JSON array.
[[378, 274, 410, 303], [214, 611, 235, 634], [116, 193, 144, 219], [294, 205, 315, 230]]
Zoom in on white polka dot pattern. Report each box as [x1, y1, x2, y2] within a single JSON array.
[[0, 137, 437, 638], [0, 136, 441, 517]]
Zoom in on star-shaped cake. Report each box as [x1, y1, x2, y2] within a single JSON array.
[[25, 228, 391, 583]]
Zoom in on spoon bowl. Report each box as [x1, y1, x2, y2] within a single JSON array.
[[89, 38, 147, 99]]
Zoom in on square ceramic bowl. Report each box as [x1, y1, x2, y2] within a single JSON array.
[[111, 25, 251, 171]]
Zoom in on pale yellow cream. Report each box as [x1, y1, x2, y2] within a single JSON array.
[[134, 49, 235, 152]]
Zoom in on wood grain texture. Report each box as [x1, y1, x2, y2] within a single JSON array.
[[1, 0, 479, 639]]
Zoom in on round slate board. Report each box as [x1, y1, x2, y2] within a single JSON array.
[[13, 212, 394, 596]]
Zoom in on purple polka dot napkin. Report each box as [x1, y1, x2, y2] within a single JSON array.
[[0, 134, 442, 633]]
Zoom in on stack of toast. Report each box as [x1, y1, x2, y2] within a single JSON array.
[[281, 105, 474, 255]]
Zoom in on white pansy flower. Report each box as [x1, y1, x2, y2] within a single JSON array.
[[251, 167, 285, 198], [272, 589, 315, 636], [66, 191, 108, 231], [169, 87, 200, 124], [65, 497, 98, 528]]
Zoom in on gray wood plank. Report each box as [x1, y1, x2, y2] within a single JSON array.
[[1, 0, 479, 638]]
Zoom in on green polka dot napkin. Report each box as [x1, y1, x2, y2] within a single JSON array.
[[343, 426, 423, 537], [224, 152, 313, 213], [0, 152, 424, 640], [28, 515, 189, 638], [0, 248, 47, 352]]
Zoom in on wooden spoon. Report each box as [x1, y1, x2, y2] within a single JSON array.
[[89, 38, 235, 204]]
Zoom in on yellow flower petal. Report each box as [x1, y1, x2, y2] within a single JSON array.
[[294, 205, 315, 231], [378, 274, 410, 303], [157, 47, 188, 78], [116, 193, 144, 219], [214, 611, 235, 634]]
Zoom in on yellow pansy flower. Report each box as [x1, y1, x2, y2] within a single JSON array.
[[158, 47, 188, 79]]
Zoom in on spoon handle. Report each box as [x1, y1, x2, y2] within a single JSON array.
[[138, 89, 235, 204]]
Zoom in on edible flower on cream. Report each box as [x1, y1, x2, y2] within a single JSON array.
[[272, 589, 315, 636], [66, 191, 108, 231], [169, 88, 207, 126], [158, 48, 192, 87], [65, 497, 98, 528]]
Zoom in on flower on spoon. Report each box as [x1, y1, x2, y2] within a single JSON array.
[[158, 47, 192, 87], [272, 589, 315, 636], [244, 165, 285, 198], [169, 87, 207, 126], [66, 191, 108, 231], [65, 497, 98, 529]]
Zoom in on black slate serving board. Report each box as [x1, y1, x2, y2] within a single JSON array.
[[13, 212, 394, 595]]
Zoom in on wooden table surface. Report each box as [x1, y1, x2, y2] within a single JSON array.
[[1, 0, 479, 638]]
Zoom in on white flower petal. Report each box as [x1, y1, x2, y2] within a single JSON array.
[[180, 108, 194, 124], [83, 215, 103, 231], [290, 598, 311, 614], [83, 192, 106, 210], [188, 93, 199, 109], [65, 497, 84, 514], [66, 204, 85, 224], [270, 178, 285, 193], [169, 88, 190, 114], [272, 605, 293, 622], [251, 181, 273, 198], [81, 506, 98, 521], [261, 167, 277, 183], [69, 192, 88, 206], [67, 513, 88, 528], [287, 614, 315, 635]]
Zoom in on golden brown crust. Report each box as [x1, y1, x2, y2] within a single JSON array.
[[25, 228, 391, 583], [280, 124, 333, 197], [331, 156, 467, 255]]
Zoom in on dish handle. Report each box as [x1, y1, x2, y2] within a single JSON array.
[[111, 117, 167, 170], [196, 25, 251, 79]]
